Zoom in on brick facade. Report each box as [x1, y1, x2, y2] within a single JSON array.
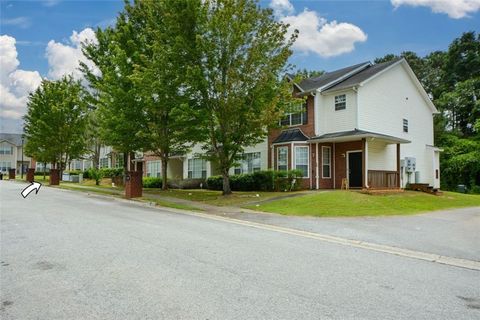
[[333, 140, 363, 189]]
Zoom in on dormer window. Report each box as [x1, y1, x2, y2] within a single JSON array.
[[280, 103, 307, 126], [335, 94, 346, 111]]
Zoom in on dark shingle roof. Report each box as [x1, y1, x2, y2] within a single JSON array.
[[0, 133, 24, 146], [273, 128, 309, 144], [297, 62, 370, 92], [311, 129, 410, 144], [323, 58, 403, 93]]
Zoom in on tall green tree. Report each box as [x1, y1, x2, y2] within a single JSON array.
[[81, 12, 147, 172], [24, 77, 89, 173], [127, 0, 203, 190], [188, 0, 298, 195]]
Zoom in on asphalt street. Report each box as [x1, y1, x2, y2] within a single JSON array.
[[1, 181, 479, 319]]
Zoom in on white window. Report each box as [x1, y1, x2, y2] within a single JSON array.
[[322, 146, 331, 178], [234, 152, 261, 175], [0, 144, 13, 155], [335, 94, 346, 111], [0, 162, 12, 172], [277, 147, 288, 171], [295, 146, 309, 177], [403, 119, 409, 133], [188, 158, 207, 179], [99, 157, 109, 168], [147, 160, 161, 178], [280, 104, 307, 126]]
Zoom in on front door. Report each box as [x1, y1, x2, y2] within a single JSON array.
[[348, 151, 363, 188]]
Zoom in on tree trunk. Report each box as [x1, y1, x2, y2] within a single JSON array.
[[43, 162, 46, 180], [161, 156, 168, 191], [222, 170, 232, 195]]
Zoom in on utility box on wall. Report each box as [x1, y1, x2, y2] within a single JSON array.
[[404, 157, 416, 173]]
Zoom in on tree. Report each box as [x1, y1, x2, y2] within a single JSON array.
[[24, 77, 89, 173], [127, 0, 203, 190], [81, 12, 147, 173], [189, 0, 298, 195], [295, 68, 324, 79]]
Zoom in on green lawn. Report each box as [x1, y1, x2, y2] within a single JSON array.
[[246, 190, 480, 217], [145, 188, 294, 207]]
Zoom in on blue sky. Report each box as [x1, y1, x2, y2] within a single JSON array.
[[1, 0, 479, 133]]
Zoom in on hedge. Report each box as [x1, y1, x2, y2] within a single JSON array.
[[143, 177, 162, 188], [82, 167, 124, 179], [206, 170, 303, 192]]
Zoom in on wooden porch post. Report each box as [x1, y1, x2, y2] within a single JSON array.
[[396, 143, 401, 188]]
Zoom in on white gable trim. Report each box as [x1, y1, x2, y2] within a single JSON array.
[[359, 58, 438, 114]]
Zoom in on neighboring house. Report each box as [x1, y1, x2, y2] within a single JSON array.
[[0, 133, 34, 175], [139, 58, 442, 190]]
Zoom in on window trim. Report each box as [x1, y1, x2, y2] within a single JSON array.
[[294, 145, 310, 178], [276, 146, 288, 171], [187, 158, 207, 179], [321, 146, 332, 179], [234, 152, 262, 175], [279, 103, 307, 127], [334, 94, 346, 111]]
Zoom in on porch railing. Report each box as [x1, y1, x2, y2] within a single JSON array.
[[368, 170, 399, 189]]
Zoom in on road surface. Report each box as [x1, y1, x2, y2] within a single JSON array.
[[1, 181, 479, 319]]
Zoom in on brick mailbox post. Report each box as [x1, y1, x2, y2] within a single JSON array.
[[125, 171, 143, 198], [26, 168, 35, 183], [8, 168, 16, 180], [50, 169, 60, 185]]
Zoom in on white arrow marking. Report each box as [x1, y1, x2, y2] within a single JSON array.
[[21, 182, 42, 198]]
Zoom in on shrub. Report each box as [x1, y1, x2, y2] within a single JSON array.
[[143, 177, 162, 188], [206, 170, 301, 192], [88, 168, 104, 186], [67, 170, 82, 175], [34, 171, 50, 176], [206, 175, 223, 190], [101, 167, 124, 178], [273, 169, 303, 191]]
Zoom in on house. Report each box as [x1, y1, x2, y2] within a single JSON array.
[[0, 133, 34, 175], [144, 58, 441, 190]]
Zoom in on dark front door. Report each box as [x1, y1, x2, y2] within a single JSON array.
[[348, 151, 363, 188]]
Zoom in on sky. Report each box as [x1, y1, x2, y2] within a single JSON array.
[[1, 0, 479, 133]]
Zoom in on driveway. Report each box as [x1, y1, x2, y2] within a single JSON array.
[[1, 181, 479, 319]]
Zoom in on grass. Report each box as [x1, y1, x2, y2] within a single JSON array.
[[246, 190, 480, 217], [144, 188, 294, 207]]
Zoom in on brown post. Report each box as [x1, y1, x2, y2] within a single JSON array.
[[50, 169, 60, 185], [396, 143, 401, 188], [125, 171, 143, 198], [26, 168, 35, 182], [8, 168, 16, 180], [362, 138, 366, 189]]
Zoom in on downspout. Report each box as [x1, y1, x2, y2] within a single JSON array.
[[353, 86, 359, 130], [333, 142, 336, 189]]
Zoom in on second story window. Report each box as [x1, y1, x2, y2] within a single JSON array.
[[280, 103, 307, 126], [335, 94, 346, 111], [0, 144, 13, 155], [403, 119, 409, 133]]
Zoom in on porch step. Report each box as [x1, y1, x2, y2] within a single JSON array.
[[408, 183, 441, 195]]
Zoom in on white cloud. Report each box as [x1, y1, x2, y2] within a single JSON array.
[[270, 0, 294, 16], [0, 35, 42, 127], [391, 0, 480, 19], [279, 4, 367, 58], [45, 28, 99, 80], [1, 17, 31, 29], [43, 0, 61, 7]]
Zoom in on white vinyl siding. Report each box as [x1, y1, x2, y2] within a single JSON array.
[[358, 63, 435, 187], [277, 147, 288, 171], [295, 146, 309, 178], [146, 160, 161, 177], [315, 90, 357, 135], [322, 146, 331, 178], [188, 158, 207, 179]]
